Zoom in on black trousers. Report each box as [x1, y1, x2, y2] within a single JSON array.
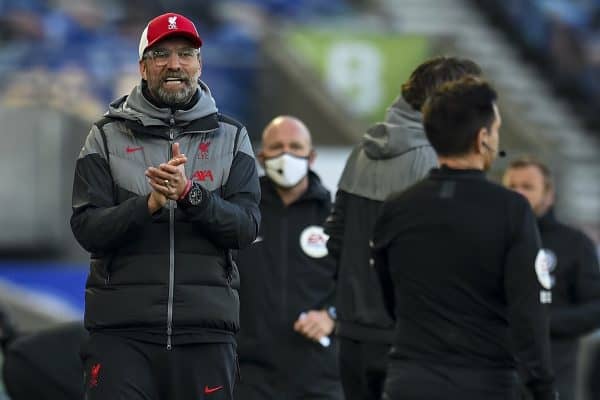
[[382, 360, 520, 400], [234, 363, 343, 400], [82, 332, 237, 400], [338, 337, 390, 400]]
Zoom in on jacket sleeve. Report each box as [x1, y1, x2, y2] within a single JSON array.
[[372, 200, 396, 320], [324, 189, 347, 262], [504, 203, 556, 400], [311, 254, 338, 312], [550, 233, 600, 337], [178, 128, 260, 250], [70, 126, 153, 254]]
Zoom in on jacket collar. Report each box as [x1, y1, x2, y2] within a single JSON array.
[[429, 165, 486, 180], [122, 113, 219, 138], [105, 79, 219, 138], [260, 171, 330, 206], [537, 207, 557, 230]]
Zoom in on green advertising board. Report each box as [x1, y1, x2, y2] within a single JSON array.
[[285, 28, 430, 124]]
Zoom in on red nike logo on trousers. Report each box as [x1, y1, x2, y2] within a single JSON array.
[[126, 146, 143, 153], [204, 385, 223, 394]]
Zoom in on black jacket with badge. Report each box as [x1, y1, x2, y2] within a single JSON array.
[[71, 80, 261, 345], [236, 173, 340, 393], [324, 97, 438, 343], [538, 209, 600, 398], [372, 167, 555, 400]]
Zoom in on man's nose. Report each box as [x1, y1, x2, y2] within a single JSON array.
[[166, 53, 183, 69]]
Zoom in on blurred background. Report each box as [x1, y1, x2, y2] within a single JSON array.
[[0, 0, 599, 398]]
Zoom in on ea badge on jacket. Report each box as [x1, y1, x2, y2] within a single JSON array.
[[300, 225, 329, 258]]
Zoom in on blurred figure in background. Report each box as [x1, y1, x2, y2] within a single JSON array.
[[70, 12, 260, 400], [587, 345, 600, 399], [373, 77, 556, 400], [2, 322, 86, 400], [0, 307, 16, 353], [324, 56, 482, 400], [235, 116, 342, 400], [0, 1, 46, 42], [503, 156, 600, 400]]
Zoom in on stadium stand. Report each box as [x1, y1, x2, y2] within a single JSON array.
[[0, 1, 598, 399]]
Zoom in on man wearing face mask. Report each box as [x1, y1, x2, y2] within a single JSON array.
[[234, 116, 343, 400], [70, 12, 260, 400]]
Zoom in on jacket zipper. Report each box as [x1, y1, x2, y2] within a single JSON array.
[[167, 116, 175, 350]]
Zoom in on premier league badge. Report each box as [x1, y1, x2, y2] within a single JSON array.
[[299, 226, 329, 258], [535, 248, 557, 290]]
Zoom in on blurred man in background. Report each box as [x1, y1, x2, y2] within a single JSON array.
[[70, 12, 260, 400], [503, 156, 600, 400], [2, 322, 86, 400], [235, 116, 342, 400], [587, 346, 600, 399], [0, 307, 16, 353], [373, 77, 556, 400], [324, 56, 482, 400]]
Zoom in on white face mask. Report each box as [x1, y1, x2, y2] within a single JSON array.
[[264, 153, 309, 188]]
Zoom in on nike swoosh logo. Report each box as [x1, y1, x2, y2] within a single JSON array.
[[126, 146, 143, 153], [204, 385, 223, 394]]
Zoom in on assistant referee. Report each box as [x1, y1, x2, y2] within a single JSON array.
[[372, 77, 557, 400]]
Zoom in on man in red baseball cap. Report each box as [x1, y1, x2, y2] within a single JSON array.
[[70, 10, 261, 400], [136, 12, 204, 109], [138, 12, 203, 60]]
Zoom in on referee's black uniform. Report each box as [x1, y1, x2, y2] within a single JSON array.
[[373, 166, 555, 400]]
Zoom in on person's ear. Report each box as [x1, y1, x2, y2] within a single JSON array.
[[476, 127, 489, 154], [139, 60, 147, 81], [308, 148, 316, 167]]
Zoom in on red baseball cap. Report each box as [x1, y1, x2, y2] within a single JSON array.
[[138, 13, 203, 60]]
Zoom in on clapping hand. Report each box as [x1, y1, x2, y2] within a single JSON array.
[[146, 143, 188, 213]]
